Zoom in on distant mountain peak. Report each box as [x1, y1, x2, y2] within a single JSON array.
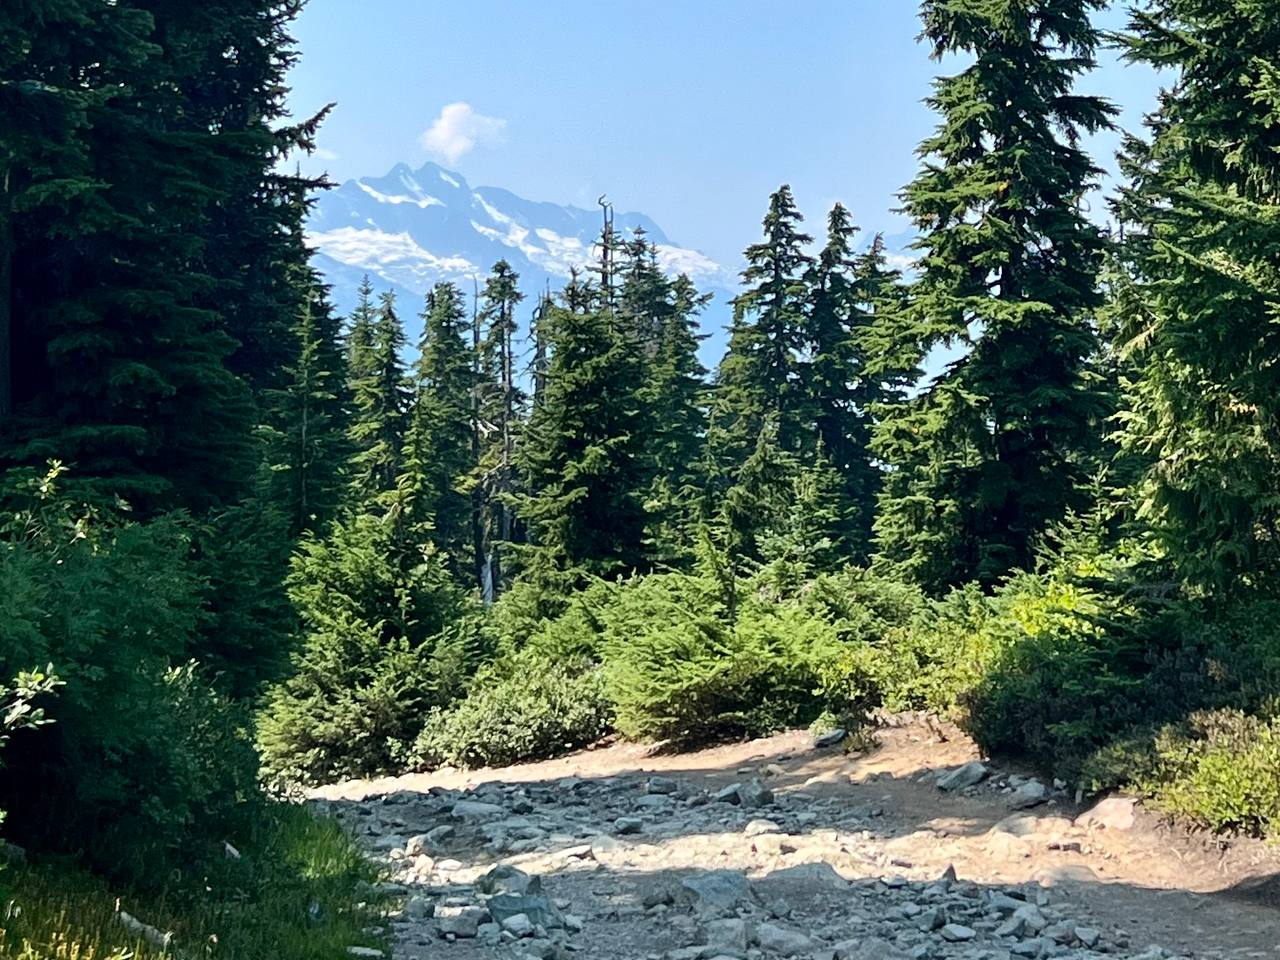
[[307, 161, 732, 329]]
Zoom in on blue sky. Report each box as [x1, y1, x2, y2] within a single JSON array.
[[288, 1, 1166, 269]]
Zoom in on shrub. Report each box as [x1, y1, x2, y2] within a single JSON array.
[[959, 570, 1150, 773], [603, 574, 848, 743], [258, 513, 480, 785], [1136, 709, 1280, 835], [411, 658, 612, 769]]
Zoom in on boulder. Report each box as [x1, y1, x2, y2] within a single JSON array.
[[673, 870, 757, 914], [936, 761, 988, 792], [755, 921, 814, 955], [1008, 780, 1048, 810], [434, 903, 487, 938], [1075, 796, 1136, 831]]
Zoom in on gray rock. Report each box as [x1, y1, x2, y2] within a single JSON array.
[[501, 913, 536, 938], [347, 949, 383, 959], [918, 906, 947, 932], [744, 818, 781, 837], [450, 799, 506, 821], [673, 870, 757, 914], [476, 863, 541, 896], [814, 728, 847, 748], [833, 938, 907, 960], [937, 762, 988, 792], [488, 893, 563, 930], [614, 816, 643, 835], [647, 776, 679, 794], [702, 917, 750, 951], [755, 921, 814, 954], [1008, 780, 1048, 810], [1075, 926, 1102, 948], [737, 779, 774, 808], [434, 904, 487, 938], [939, 924, 976, 942], [713, 783, 743, 805], [425, 824, 454, 845]]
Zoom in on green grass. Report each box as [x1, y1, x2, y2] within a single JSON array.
[[0, 802, 388, 960]]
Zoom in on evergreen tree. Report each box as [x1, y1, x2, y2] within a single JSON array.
[[473, 261, 525, 597], [400, 282, 477, 580], [516, 286, 652, 581], [803, 204, 896, 561], [265, 270, 351, 536], [644, 272, 711, 566], [1114, 1, 1280, 587], [713, 186, 816, 463], [346, 276, 378, 382], [348, 291, 408, 507], [873, 0, 1115, 591]]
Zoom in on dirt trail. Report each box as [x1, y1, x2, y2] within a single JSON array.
[[313, 718, 1280, 960]]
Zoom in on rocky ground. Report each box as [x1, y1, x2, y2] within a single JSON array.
[[312, 718, 1280, 960]]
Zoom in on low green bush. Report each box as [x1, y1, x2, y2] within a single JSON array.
[[411, 658, 612, 769], [257, 514, 481, 785], [603, 574, 849, 743], [1135, 709, 1280, 835]]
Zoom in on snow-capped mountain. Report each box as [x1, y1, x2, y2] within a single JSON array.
[[307, 160, 735, 347]]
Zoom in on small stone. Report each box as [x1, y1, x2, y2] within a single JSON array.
[[814, 728, 847, 748], [755, 921, 814, 954], [647, 776, 679, 794], [476, 864, 541, 896], [703, 917, 750, 951], [347, 949, 383, 959], [713, 783, 743, 804], [434, 904, 486, 938], [940, 923, 976, 942], [918, 906, 947, 932], [673, 870, 757, 914], [501, 913, 536, 938], [1075, 926, 1102, 948], [614, 816, 644, 835], [936, 761, 988, 792], [1008, 780, 1048, 810], [745, 818, 781, 837]]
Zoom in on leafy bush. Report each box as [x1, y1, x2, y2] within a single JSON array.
[[603, 573, 848, 743], [412, 657, 612, 769], [258, 513, 481, 785], [959, 570, 1150, 773], [1134, 709, 1280, 835], [0, 492, 270, 884]]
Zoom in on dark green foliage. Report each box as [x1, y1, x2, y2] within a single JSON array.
[[712, 186, 815, 468], [473, 260, 526, 596], [873, 0, 1116, 592], [347, 292, 409, 508], [257, 513, 476, 784], [0, 490, 263, 884], [805, 210, 904, 560], [1113, 1, 1280, 589], [516, 288, 653, 581], [265, 275, 352, 537], [400, 283, 478, 579], [412, 660, 611, 770], [601, 574, 846, 744]]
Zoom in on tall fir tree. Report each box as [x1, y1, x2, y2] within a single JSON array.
[[399, 282, 477, 580], [802, 204, 898, 561], [348, 290, 408, 508], [265, 268, 351, 536], [872, 0, 1116, 591], [713, 185, 816, 463], [473, 260, 525, 598], [1114, 1, 1280, 588], [516, 281, 652, 582]]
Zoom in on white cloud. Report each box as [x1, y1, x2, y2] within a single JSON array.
[[312, 147, 340, 161], [419, 102, 506, 164]]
